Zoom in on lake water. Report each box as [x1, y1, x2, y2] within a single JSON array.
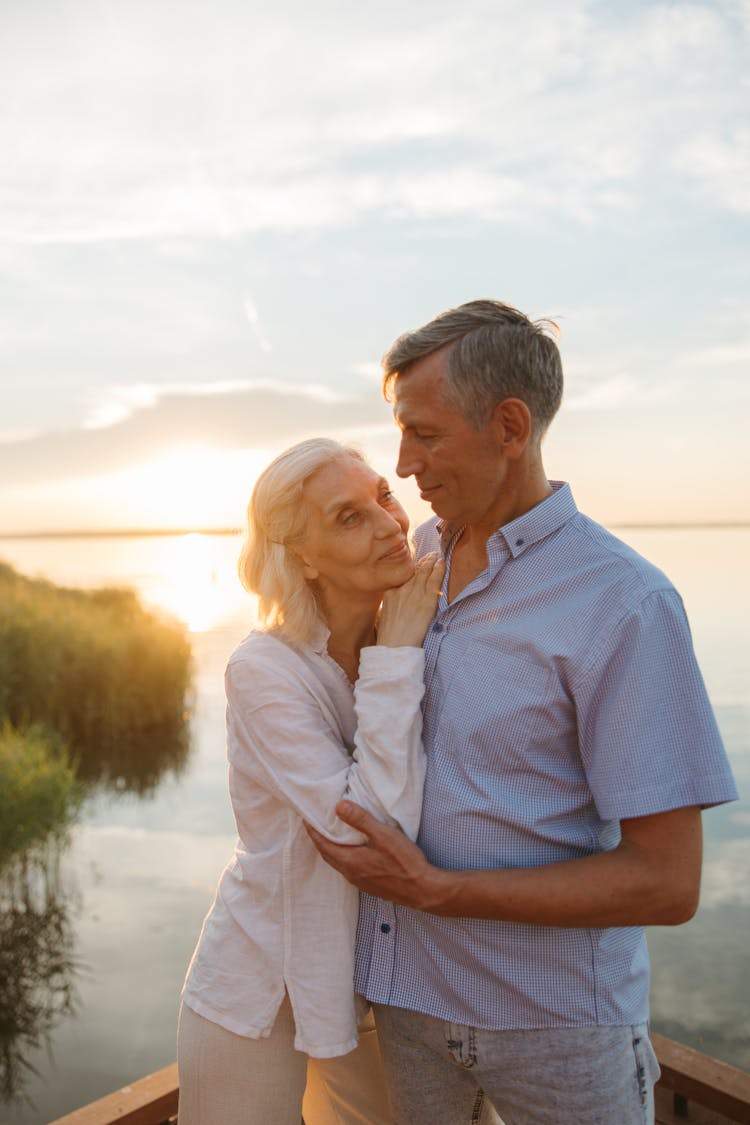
[[0, 528, 748, 1122]]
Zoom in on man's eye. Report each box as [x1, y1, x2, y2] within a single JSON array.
[[341, 511, 360, 527], [381, 490, 395, 503]]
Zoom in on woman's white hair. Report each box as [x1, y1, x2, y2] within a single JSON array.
[[238, 437, 366, 645]]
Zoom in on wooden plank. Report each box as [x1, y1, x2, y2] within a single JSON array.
[[653, 1033, 750, 1124], [656, 1084, 738, 1124], [47, 1063, 178, 1125], [45, 1033, 750, 1125]]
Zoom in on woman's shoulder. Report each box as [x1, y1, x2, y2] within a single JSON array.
[[225, 628, 346, 717], [229, 628, 299, 668], [226, 629, 320, 691]]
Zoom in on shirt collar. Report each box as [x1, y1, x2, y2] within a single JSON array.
[[437, 481, 578, 558], [308, 617, 332, 655]]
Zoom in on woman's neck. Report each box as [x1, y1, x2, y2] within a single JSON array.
[[320, 593, 380, 682]]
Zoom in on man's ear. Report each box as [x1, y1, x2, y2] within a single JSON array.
[[491, 398, 532, 459]]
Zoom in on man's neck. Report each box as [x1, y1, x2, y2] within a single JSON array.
[[446, 468, 552, 603]]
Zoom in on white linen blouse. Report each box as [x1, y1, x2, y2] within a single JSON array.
[[181, 623, 426, 1058]]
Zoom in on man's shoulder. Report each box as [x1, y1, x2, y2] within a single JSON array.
[[413, 516, 443, 558], [569, 513, 673, 597]]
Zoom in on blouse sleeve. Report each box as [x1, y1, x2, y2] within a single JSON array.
[[225, 641, 426, 846]]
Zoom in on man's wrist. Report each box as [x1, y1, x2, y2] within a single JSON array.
[[413, 864, 463, 914]]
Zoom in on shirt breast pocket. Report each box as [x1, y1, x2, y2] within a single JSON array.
[[443, 637, 570, 774]]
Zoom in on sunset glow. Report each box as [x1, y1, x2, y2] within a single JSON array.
[[0, 1, 748, 532], [141, 532, 253, 633]]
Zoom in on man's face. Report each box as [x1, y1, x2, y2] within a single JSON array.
[[392, 348, 507, 527]]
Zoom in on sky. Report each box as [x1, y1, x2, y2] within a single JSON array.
[[1, 0, 748, 534]]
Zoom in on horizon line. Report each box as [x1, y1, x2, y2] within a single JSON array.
[[0, 527, 243, 540], [2, 521, 750, 540]]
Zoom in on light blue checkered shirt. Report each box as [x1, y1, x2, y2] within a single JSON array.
[[354, 482, 738, 1029]]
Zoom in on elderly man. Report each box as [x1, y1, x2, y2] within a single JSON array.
[[309, 300, 738, 1125]]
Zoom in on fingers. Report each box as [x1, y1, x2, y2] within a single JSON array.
[[414, 552, 445, 594], [304, 801, 378, 847], [335, 799, 380, 836], [377, 551, 445, 647]]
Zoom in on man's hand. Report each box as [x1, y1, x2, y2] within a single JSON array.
[[308, 802, 703, 927], [306, 800, 440, 908]]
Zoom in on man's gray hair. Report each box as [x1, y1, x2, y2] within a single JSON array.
[[382, 299, 563, 434]]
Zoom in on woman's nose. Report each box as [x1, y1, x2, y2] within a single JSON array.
[[374, 505, 405, 538]]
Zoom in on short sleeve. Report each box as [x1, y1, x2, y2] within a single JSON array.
[[576, 589, 738, 820]]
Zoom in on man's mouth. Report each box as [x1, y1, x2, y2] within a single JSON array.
[[418, 482, 441, 500]]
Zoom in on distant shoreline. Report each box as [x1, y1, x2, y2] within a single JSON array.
[[1, 522, 749, 540], [0, 527, 243, 540]]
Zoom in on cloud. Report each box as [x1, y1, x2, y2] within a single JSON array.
[[686, 338, 750, 366], [0, 380, 390, 485], [351, 362, 383, 383], [673, 128, 750, 215], [564, 368, 678, 411], [243, 295, 272, 353], [1, 0, 748, 245], [80, 380, 289, 430]]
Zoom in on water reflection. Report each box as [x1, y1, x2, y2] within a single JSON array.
[[142, 533, 249, 633], [0, 844, 80, 1105], [0, 679, 197, 1108], [75, 705, 193, 797]]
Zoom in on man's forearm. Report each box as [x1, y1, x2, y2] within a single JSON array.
[[414, 836, 698, 927], [308, 801, 703, 929]]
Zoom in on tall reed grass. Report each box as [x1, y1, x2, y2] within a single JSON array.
[[0, 559, 193, 1101], [0, 724, 80, 868], [0, 560, 193, 795]]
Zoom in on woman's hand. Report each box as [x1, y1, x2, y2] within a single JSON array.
[[377, 552, 445, 649]]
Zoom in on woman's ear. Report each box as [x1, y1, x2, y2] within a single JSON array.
[[491, 398, 532, 459], [290, 544, 318, 581]]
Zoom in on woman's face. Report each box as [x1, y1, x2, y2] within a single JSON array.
[[298, 457, 413, 600]]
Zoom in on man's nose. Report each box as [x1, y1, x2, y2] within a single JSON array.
[[396, 436, 423, 479]]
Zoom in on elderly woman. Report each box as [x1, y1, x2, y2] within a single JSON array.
[[177, 438, 443, 1125]]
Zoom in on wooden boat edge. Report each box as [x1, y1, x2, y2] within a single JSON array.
[[47, 1034, 750, 1125]]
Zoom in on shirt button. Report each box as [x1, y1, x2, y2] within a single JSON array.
[[432, 623, 444, 633], [380, 923, 391, 934], [516, 538, 525, 547]]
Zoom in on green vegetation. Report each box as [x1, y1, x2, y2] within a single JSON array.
[[0, 558, 193, 1102], [0, 724, 80, 868], [0, 561, 194, 1101], [0, 560, 193, 797]]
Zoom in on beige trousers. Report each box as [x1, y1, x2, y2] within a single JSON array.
[[177, 998, 393, 1125]]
